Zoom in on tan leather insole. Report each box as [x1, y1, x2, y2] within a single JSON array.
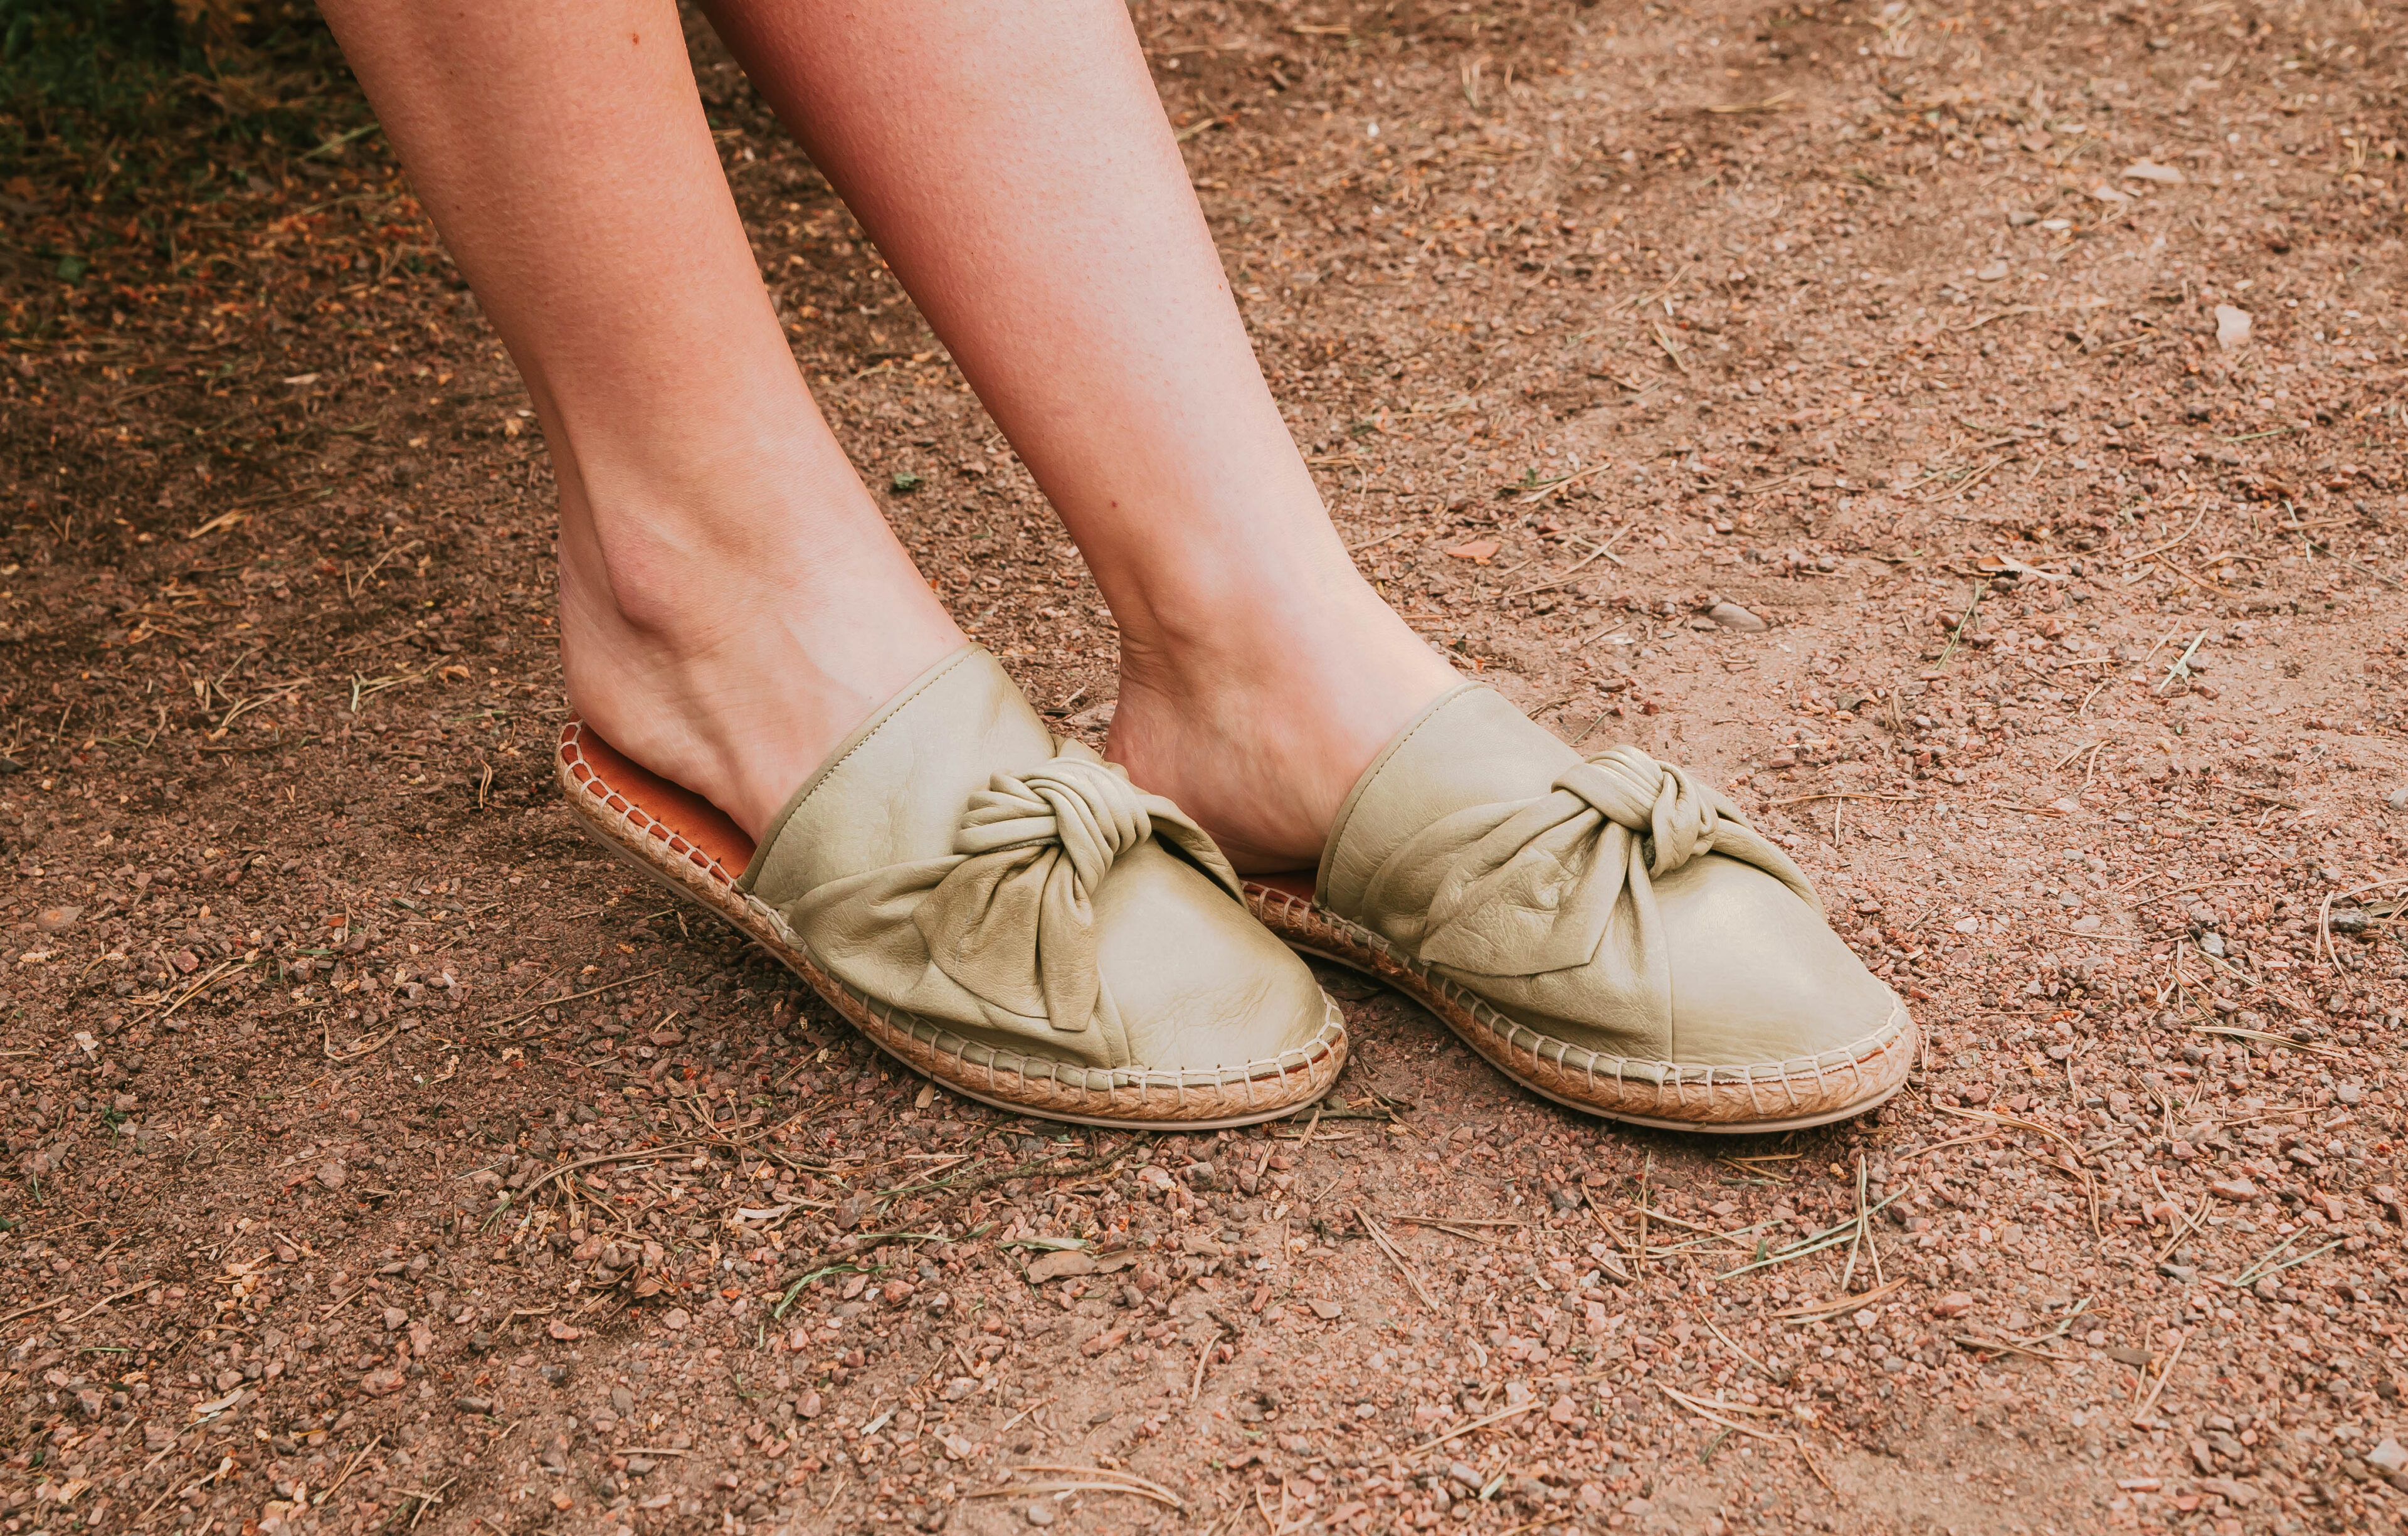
[[560, 724, 758, 881]]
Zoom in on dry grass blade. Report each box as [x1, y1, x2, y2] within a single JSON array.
[[1511, 460, 1616, 506], [1701, 1317, 1773, 1377], [1662, 1386, 1837, 1494], [1579, 1197, 1636, 1281], [1954, 1333, 2076, 1362], [1894, 1130, 2005, 1165], [995, 1464, 1185, 1508], [1407, 1400, 1540, 1455], [1715, 1187, 1911, 1279], [1189, 1326, 1223, 1403], [2188, 1023, 2347, 1059], [1605, 262, 1692, 319], [1766, 790, 1919, 807], [0, 1293, 69, 1327], [1353, 1205, 1440, 1311], [1635, 1153, 1652, 1278], [147, 957, 250, 1020], [61, 1279, 155, 1325], [1503, 524, 1632, 596], [512, 1141, 704, 1205], [312, 1436, 383, 1507], [1764, 1275, 1906, 1321], [967, 1480, 1184, 1508], [1928, 1103, 2084, 1162], [2318, 875, 2406, 970], [1661, 1385, 1789, 1444], [1704, 89, 1795, 114], [486, 969, 665, 1033], [324, 1016, 402, 1062], [1619, 1206, 1745, 1241], [2130, 1329, 2190, 1424]]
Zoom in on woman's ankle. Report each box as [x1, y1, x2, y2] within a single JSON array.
[[1106, 579, 1459, 869], [552, 480, 963, 839]]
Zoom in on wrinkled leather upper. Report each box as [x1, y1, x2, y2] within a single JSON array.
[[737, 647, 1326, 1073], [1320, 684, 1898, 1066]]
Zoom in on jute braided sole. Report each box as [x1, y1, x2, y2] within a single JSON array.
[[1242, 879, 1912, 1133], [557, 721, 1346, 1130]]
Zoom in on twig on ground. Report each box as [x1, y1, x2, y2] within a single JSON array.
[[2130, 1329, 2190, 1424], [1353, 1206, 1440, 1311]]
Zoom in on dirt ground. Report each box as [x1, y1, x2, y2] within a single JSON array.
[[4, 1, 2407, 1533]]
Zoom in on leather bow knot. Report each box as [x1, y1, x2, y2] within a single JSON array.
[[910, 742, 1237, 1030], [1550, 745, 1731, 880], [1375, 744, 1815, 979]]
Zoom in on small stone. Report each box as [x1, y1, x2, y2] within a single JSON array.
[[2197, 1476, 2259, 1507], [2387, 787, 2408, 812], [2329, 910, 2368, 936], [1309, 1300, 1344, 1320], [359, 1368, 405, 1397], [1975, 260, 2009, 282], [34, 905, 82, 933], [453, 1395, 493, 1414], [2215, 305, 2252, 351], [1931, 1291, 1975, 1318], [2368, 1438, 2408, 1476], [660, 1308, 690, 1332], [1449, 1462, 1482, 1490], [381, 1307, 407, 1330], [1444, 539, 1501, 564], [1025, 1502, 1057, 1527], [2123, 161, 2185, 184], [797, 1390, 823, 1418], [1707, 601, 1767, 633], [315, 1160, 347, 1190], [2210, 1177, 2261, 1202], [2197, 931, 2227, 958]]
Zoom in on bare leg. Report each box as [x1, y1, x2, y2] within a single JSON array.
[[317, 0, 963, 840], [704, 0, 1459, 871]]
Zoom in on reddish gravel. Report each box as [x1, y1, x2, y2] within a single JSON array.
[[3, 2, 2405, 1534]]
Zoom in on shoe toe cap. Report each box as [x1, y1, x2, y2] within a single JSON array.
[[1097, 846, 1339, 1075], [1656, 853, 1906, 1068]]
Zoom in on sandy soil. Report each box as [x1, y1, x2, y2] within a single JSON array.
[[3, 1, 2407, 1533]]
